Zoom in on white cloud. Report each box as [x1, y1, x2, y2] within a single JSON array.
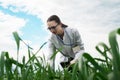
[[0, 11, 26, 34], [0, 11, 27, 60]]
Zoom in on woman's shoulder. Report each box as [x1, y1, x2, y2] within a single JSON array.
[[65, 27, 78, 33], [48, 34, 57, 41]]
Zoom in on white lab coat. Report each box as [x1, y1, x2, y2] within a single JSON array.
[[47, 27, 84, 68]]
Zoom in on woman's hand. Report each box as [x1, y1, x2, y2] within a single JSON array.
[[70, 59, 77, 65]]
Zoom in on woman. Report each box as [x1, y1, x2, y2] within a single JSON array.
[[47, 15, 84, 69]]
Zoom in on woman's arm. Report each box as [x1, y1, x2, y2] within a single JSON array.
[[70, 29, 85, 64], [47, 40, 56, 69]]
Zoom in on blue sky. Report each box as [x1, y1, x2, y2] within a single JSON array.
[[0, 0, 120, 70], [0, 6, 48, 46]]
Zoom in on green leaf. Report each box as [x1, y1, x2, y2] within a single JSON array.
[[26, 42, 47, 65], [50, 47, 63, 60], [0, 52, 5, 78], [83, 53, 107, 80], [109, 28, 120, 80], [13, 32, 21, 52]]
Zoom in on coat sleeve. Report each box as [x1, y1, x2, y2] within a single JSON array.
[[72, 29, 85, 61], [47, 39, 56, 69], [74, 29, 84, 50]]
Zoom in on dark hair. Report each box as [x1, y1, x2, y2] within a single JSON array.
[[47, 15, 68, 28]]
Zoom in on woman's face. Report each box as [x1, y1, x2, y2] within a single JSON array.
[[47, 21, 60, 34]]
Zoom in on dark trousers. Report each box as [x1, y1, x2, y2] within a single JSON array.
[[60, 57, 73, 71]]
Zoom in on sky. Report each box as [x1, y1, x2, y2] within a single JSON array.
[[0, 0, 120, 70]]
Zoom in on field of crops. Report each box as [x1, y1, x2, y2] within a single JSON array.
[[0, 28, 120, 80]]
